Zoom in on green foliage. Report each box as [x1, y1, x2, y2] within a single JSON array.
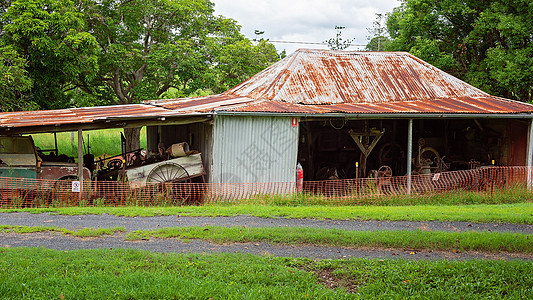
[[309, 258, 533, 298], [0, 0, 279, 115], [31, 128, 147, 158], [0, 0, 99, 109], [366, 13, 390, 51], [386, 0, 533, 102], [79, 0, 279, 105], [0, 45, 35, 111]]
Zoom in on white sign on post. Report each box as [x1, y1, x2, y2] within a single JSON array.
[[71, 181, 81, 193]]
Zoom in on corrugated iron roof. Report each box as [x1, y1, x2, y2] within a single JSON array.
[[225, 49, 494, 105], [0, 104, 174, 129], [1, 49, 532, 132], [219, 97, 533, 115]]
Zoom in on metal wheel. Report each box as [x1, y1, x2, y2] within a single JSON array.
[[377, 165, 392, 178], [107, 158, 123, 170], [417, 147, 441, 172], [378, 143, 405, 175], [147, 163, 189, 183], [147, 163, 191, 205]]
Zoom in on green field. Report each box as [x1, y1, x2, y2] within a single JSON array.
[[30, 128, 147, 159]]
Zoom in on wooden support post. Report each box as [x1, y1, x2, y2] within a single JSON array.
[[348, 121, 385, 178], [527, 119, 533, 189], [407, 119, 413, 194], [77, 129, 84, 186]]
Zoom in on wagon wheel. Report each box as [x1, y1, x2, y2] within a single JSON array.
[[417, 147, 441, 172], [377, 165, 392, 178], [377, 165, 393, 195], [147, 163, 191, 205]]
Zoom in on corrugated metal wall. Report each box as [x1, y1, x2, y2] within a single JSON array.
[[210, 116, 298, 184]]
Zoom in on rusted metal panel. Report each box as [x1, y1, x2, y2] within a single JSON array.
[[1, 49, 533, 133], [225, 49, 490, 104], [0, 104, 173, 129], [37, 166, 91, 180], [221, 97, 533, 115]]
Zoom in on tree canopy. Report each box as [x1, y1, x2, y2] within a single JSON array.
[[384, 0, 533, 102], [1, 0, 99, 109], [0, 0, 279, 112]]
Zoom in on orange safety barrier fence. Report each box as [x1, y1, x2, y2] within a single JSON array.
[[0, 166, 531, 208]]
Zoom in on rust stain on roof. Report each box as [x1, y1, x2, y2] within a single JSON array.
[[225, 49, 491, 105], [1, 49, 532, 131]]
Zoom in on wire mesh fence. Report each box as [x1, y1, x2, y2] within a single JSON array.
[[0, 166, 531, 208]]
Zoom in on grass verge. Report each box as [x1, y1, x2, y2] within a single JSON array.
[[0, 225, 125, 237], [0, 248, 531, 299], [126, 226, 533, 254], [2, 202, 533, 224]]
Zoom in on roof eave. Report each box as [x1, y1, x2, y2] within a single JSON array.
[[214, 111, 533, 119]]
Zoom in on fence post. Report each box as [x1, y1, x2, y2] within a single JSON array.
[[526, 119, 533, 189], [77, 129, 84, 201], [407, 119, 413, 195]]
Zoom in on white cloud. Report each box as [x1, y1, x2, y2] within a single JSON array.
[[213, 0, 401, 54]]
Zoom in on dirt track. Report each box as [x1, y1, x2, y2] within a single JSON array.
[[1, 212, 532, 261]]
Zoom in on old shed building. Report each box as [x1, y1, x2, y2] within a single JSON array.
[[1, 49, 533, 186]]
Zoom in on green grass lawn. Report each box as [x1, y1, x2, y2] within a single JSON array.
[[4, 202, 533, 224], [0, 225, 125, 237], [3, 224, 531, 254], [125, 226, 533, 254], [0, 248, 531, 299]]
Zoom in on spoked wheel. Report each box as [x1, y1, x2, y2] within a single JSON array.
[[377, 165, 394, 195], [377, 165, 392, 178], [147, 163, 191, 205], [417, 147, 441, 173]]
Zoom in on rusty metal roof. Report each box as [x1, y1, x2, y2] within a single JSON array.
[[1, 49, 532, 133], [0, 104, 177, 130], [218, 97, 533, 115], [226, 49, 505, 104]]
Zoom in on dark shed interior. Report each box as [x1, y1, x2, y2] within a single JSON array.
[[297, 118, 529, 181]]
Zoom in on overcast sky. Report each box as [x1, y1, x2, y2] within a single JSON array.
[[212, 0, 402, 55]]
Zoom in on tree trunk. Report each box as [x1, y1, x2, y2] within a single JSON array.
[[124, 127, 141, 152]]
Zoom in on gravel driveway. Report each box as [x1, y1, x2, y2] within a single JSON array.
[[1, 212, 532, 261]]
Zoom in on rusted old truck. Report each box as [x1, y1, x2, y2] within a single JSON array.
[[0, 136, 90, 180]]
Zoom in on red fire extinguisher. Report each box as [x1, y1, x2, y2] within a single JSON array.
[[296, 163, 304, 193]]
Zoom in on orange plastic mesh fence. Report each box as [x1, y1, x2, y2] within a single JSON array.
[[0, 166, 531, 208]]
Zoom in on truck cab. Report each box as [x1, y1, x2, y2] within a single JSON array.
[[0, 136, 90, 180]]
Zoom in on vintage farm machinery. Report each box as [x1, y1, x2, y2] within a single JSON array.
[[92, 142, 206, 205]]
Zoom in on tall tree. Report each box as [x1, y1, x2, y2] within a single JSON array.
[[0, 45, 34, 111], [366, 13, 390, 51], [81, 0, 278, 151], [385, 0, 533, 102], [0, 0, 99, 110]]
